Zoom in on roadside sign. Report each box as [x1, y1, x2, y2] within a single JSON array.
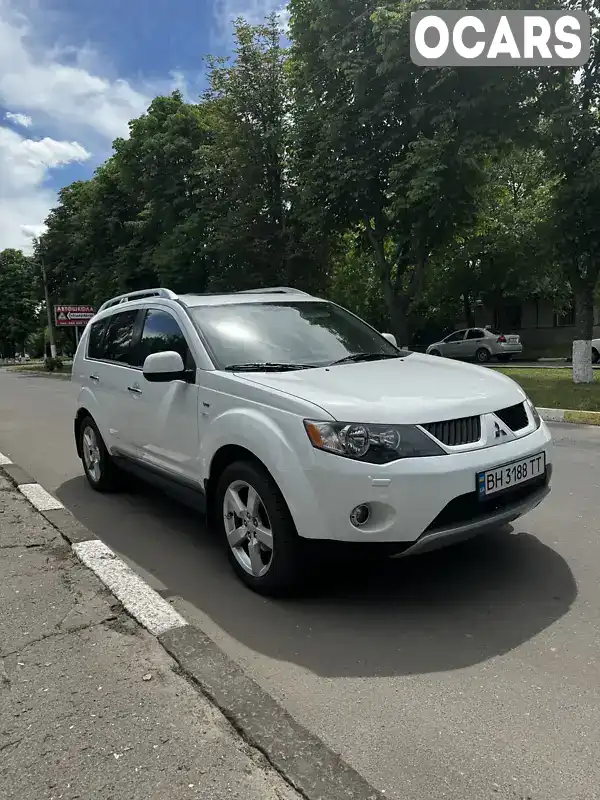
[[54, 305, 95, 327]]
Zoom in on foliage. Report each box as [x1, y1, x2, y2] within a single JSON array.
[[1, 0, 590, 376], [45, 356, 64, 372], [423, 147, 563, 325], [288, 0, 565, 343], [0, 249, 38, 358]]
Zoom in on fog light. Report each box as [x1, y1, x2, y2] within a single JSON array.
[[350, 504, 370, 527]]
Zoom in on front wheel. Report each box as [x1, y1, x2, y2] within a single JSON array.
[[216, 460, 305, 596], [475, 348, 491, 364], [429, 348, 442, 357], [79, 416, 121, 492]]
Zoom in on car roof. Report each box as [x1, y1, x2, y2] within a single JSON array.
[[178, 293, 326, 308], [95, 287, 325, 315]]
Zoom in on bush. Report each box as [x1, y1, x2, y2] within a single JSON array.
[[45, 357, 64, 372]]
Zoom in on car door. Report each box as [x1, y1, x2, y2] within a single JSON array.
[[85, 309, 143, 458], [462, 328, 486, 359], [128, 307, 201, 484], [441, 330, 466, 358]]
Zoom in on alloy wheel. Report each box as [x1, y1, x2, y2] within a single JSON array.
[[223, 480, 274, 577], [82, 425, 102, 483]]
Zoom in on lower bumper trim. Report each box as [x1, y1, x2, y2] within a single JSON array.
[[393, 483, 550, 558]]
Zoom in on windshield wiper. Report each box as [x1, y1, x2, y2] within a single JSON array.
[[224, 362, 316, 372], [329, 353, 401, 366]]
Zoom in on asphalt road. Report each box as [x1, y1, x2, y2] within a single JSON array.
[[1, 368, 599, 800]]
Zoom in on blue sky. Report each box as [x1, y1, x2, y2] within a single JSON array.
[[0, 0, 287, 251]]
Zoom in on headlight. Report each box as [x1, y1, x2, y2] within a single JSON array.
[[303, 420, 446, 463], [525, 396, 541, 429]]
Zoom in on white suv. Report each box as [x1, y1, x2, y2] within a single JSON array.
[[72, 287, 553, 595]]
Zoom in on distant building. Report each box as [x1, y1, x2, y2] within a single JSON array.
[[465, 299, 600, 356]]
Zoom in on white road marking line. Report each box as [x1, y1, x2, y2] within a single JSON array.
[[0, 452, 12, 465], [19, 483, 64, 511], [72, 539, 187, 636]]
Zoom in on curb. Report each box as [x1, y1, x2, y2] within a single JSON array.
[[0, 451, 385, 800], [537, 407, 600, 426]]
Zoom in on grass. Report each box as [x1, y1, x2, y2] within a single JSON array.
[[6, 363, 72, 377], [495, 367, 600, 412]]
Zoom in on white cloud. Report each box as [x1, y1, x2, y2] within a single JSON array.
[[5, 111, 32, 127], [214, 0, 290, 40], [0, 6, 150, 142], [0, 0, 153, 252], [0, 125, 91, 250]]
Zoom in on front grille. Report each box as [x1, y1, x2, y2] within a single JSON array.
[[422, 415, 481, 446], [424, 467, 551, 533], [495, 402, 528, 432]]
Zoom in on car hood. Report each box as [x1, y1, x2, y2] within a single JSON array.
[[239, 354, 526, 424]]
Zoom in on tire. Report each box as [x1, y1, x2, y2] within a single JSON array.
[[475, 348, 491, 364], [215, 460, 305, 596], [78, 415, 121, 493], [429, 348, 442, 357], [593, 348, 600, 364]]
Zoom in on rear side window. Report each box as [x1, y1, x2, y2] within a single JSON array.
[[466, 329, 485, 340], [87, 319, 109, 360], [136, 309, 195, 370], [103, 311, 139, 365]]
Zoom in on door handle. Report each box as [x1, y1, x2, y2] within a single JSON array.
[[127, 386, 142, 395], [89, 374, 99, 382]]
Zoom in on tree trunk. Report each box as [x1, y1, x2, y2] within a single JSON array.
[[364, 220, 410, 347], [572, 286, 594, 384], [462, 293, 475, 328], [383, 286, 410, 347]]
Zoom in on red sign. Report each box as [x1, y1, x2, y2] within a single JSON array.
[[54, 305, 96, 327]]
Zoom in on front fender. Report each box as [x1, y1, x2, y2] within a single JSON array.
[[200, 407, 318, 536]]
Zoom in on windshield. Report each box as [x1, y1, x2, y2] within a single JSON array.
[[189, 301, 410, 370]]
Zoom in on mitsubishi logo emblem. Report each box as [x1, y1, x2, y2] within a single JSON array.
[[494, 421, 507, 439]]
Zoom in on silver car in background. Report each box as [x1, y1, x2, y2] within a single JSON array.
[[426, 327, 523, 364]]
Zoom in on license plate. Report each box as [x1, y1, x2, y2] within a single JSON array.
[[507, 336, 519, 344], [477, 452, 545, 498]]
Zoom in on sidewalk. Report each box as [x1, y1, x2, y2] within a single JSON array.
[[0, 474, 300, 800]]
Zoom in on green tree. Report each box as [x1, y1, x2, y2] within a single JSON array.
[[424, 147, 562, 329], [544, 5, 600, 382], [0, 249, 38, 358], [201, 16, 301, 290], [111, 91, 217, 293], [289, 0, 563, 345]]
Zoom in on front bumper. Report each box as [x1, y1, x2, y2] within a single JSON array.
[[294, 421, 552, 543], [394, 475, 550, 557]]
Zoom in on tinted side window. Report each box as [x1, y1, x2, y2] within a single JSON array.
[[445, 331, 465, 343], [137, 310, 194, 369], [103, 311, 139, 365], [87, 319, 109, 360], [466, 329, 485, 340]]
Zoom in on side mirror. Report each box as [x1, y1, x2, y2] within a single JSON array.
[[381, 332, 397, 347], [142, 351, 185, 383]]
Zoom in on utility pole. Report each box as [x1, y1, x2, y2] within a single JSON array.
[[37, 245, 57, 359]]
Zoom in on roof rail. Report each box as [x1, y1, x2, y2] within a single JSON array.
[[98, 288, 178, 313], [236, 287, 310, 296]]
